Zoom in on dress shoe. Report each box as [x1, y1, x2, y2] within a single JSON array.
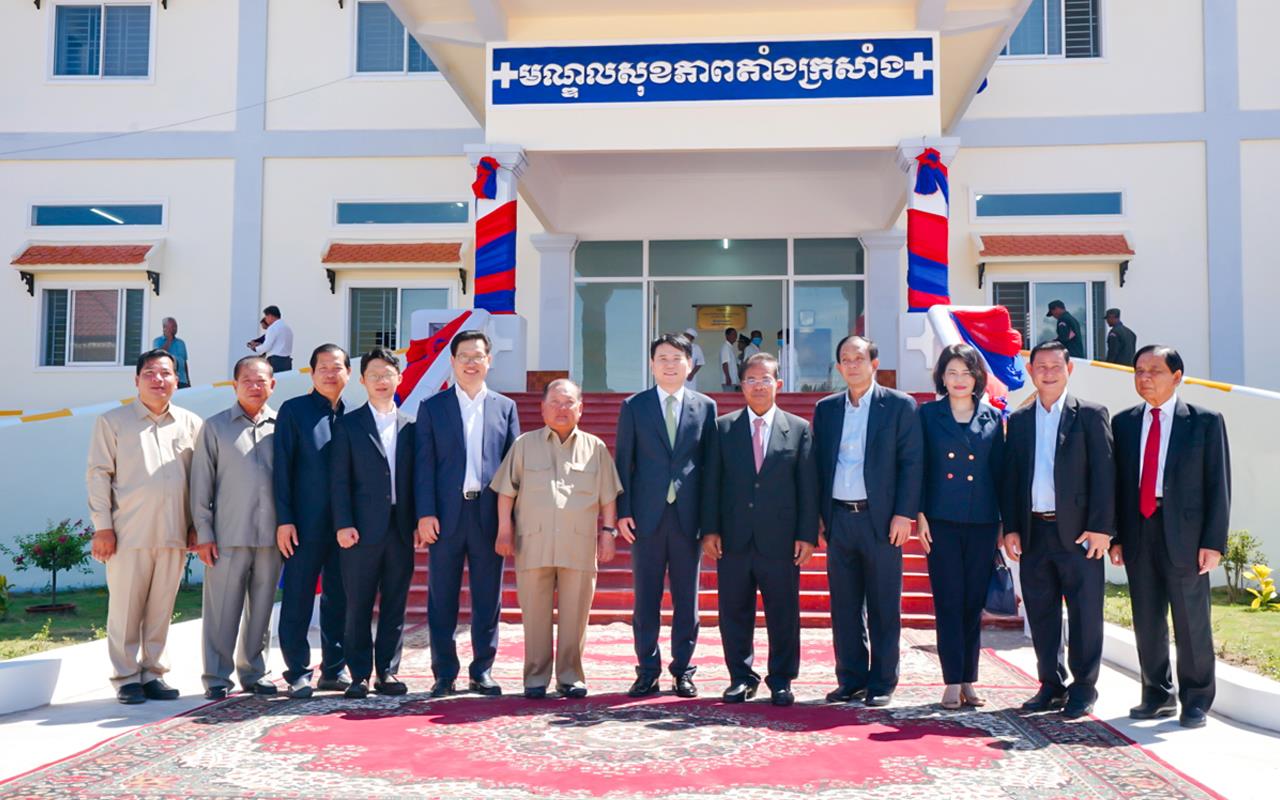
[[469, 675, 503, 696], [1180, 708, 1208, 729], [1129, 699, 1178, 720], [628, 675, 661, 698], [203, 686, 229, 701], [245, 678, 278, 696], [770, 688, 795, 707], [674, 675, 698, 698], [430, 680, 457, 698], [344, 679, 370, 699], [864, 692, 893, 707], [825, 685, 866, 703], [558, 682, 589, 699], [1061, 699, 1096, 720], [1020, 688, 1069, 712], [116, 683, 146, 705], [524, 686, 548, 699], [375, 675, 408, 696], [721, 682, 758, 703], [316, 676, 351, 692], [142, 678, 180, 700], [285, 677, 313, 699]]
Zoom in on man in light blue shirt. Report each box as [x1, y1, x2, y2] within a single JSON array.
[[832, 389, 872, 502], [154, 317, 190, 388], [1031, 393, 1066, 512]]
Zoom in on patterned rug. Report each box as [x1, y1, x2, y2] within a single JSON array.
[[1, 623, 1222, 799]]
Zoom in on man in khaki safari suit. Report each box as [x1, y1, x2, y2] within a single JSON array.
[[492, 379, 622, 699]]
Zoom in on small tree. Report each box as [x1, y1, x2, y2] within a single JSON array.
[[0, 519, 95, 606], [1222, 530, 1263, 604]]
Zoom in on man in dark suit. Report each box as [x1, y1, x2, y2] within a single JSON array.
[[704, 353, 818, 706], [1110, 345, 1230, 729], [274, 344, 352, 698], [813, 335, 923, 707], [1104, 308, 1138, 366], [1001, 340, 1115, 719], [1046, 300, 1085, 359], [415, 330, 520, 697], [616, 333, 719, 698], [332, 348, 417, 699]]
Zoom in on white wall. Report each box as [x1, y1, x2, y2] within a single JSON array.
[[1240, 139, 1280, 391], [1237, 0, 1280, 110]]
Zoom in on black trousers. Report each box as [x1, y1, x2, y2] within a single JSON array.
[[717, 548, 800, 691], [632, 503, 702, 680], [267, 355, 293, 374], [1020, 517, 1104, 703], [427, 499, 504, 682], [277, 530, 346, 684], [827, 506, 902, 694], [926, 520, 999, 684], [1124, 508, 1216, 711], [339, 518, 415, 682]]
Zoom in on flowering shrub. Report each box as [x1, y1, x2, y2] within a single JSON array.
[[0, 519, 95, 606]]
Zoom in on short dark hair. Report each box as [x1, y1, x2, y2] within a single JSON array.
[[542, 377, 582, 400], [1105, 307, 1122, 318], [233, 355, 273, 380], [835, 334, 878, 362], [450, 330, 491, 357], [1134, 344, 1184, 374], [263, 305, 282, 318], [135, 348, 178, 376], [750, 329, 763, 339], [309, 343, 351, 371], [933, 343, 988, 398], [360, 347, 400, 376], [1029, 340, 1070, 364], [743, 352, 780, 378], [650, 333, 693, 359], [724, 327, 737, 337]]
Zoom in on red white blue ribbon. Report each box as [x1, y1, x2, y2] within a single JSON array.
[[472, 156, 500, 200], [474, 199, 517, 314], [950, 307, 1025, 409], [907, 148, 950, 312]]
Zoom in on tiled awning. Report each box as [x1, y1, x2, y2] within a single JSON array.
[[10, 242, 165, 295], [322, 241, 464, 264], [975, 234, 1134, 260]]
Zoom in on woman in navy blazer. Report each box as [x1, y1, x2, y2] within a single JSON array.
[[916, 343, 1005, 710]]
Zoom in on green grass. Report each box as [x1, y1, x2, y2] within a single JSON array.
[[0, 585, 204, 660], [1105, 582, 1280, 681]]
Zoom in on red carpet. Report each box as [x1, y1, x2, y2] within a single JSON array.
[[1, 624, 1222, 799]]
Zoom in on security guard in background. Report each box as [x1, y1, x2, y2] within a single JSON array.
[[1047, 300, 1085, 359]]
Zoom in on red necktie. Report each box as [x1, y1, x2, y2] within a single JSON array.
[[1140, 407, 1161, 518]]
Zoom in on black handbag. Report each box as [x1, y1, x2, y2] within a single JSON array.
[[985, 550, 1018, 616]]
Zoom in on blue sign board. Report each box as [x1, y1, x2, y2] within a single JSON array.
[[490, 37, 935, 106]]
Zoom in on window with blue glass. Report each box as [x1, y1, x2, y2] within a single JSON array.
[[31, 204, 164, 226], [336, 201, 468, 225], [54, 4, 151, 78], [974, 192, 1122, 218], [355, 1, 437, 74], [1001, 0, 1099, 58]]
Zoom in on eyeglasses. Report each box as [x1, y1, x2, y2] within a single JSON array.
[[742, 377, 777, 387], [454, 355, 488, 365], [365, 371, 399, 383]]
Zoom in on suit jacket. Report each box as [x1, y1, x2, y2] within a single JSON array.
[[413, 385, 519, 538], [918, 399, 1004, 524], [813, 384, 924, 535], [1112, 399, 1231, 566], [331, 403, 416, 545], [614, 387, 718, 538], [1001, 393, 1115, 549], [706, 407, 819, 559], [1105, 323, 1138, 366], [273, 391, 345, 540]]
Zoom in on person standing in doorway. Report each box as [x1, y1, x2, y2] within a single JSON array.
[[154, 317, 191, 389], [684, 328, 706, 391], [1046, 300, 1085, 359], [1104, 308, 1138, 366], [250, 305, 295, 374], [720, 327, 740, 391]]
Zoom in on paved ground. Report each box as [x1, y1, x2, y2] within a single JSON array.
[[2, 620, 1277, 798]]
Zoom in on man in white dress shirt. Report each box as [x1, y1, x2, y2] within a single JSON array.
[[683, 328, 706, 392], [248, 305, 295, 374], [719, 327, 740, 391]]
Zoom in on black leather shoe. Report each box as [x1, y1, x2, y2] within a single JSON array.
[[825, 685, 866, 703], [317, 676, 351, 692], [1180, 708, 1208, 729], [375, 675, 408, 696], [524, 686, 548, 699], [469, 675, 503, 696], [674, 675, 698, 698], [430, 680, 457, 698], [245, 679, 278, 696], [1021, 688, 1069, 712], [117, 683, 146, 704], [344, 679, 369, 699], [721, 682, 758, 703], [864, 692, 893, 707], [203, 686, 228, 700], [142, 678, 180, 700], [558, 683, 588, 699], [628, 675, 660, 698], [1129, 699, 1178, 720], [770, 688, 795, 707], [1061, 699, 1096, 720], [285, 677, 313, 699]]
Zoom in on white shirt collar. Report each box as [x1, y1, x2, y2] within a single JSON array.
[[844, 381, 877, 411], [656, 385, 686, 406], [747, 404, 777, 428], [1143, 393, 1178, 417], [1036, 392, 1068, 416], [456, 383, 488, 407], [371, 403, 398, 420]]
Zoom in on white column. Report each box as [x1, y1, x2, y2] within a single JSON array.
[[861, 229, 908, 372], [463, 143, 527, 204], [529, 233, 578, 372]]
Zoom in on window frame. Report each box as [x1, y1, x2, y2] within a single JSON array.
[[986, 271, 1113, 359], [27, 198, 169, 230], [349, 0, 442, 80], [342, 278, 460, 356], [332, 197, 472, 228], [969, 188, 1126, 223], [997, 0, 1106, 63], [47, 0, 158, 83], [35, 282, 150, 371]]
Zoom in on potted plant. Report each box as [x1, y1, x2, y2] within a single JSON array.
[[0, 519, 95, 614]]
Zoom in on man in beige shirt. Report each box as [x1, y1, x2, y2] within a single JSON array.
[[492, 379, 622, 699], [88, 349, 203, 704]]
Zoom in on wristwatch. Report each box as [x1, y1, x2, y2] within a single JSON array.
[[601, 526, 618, 538]]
